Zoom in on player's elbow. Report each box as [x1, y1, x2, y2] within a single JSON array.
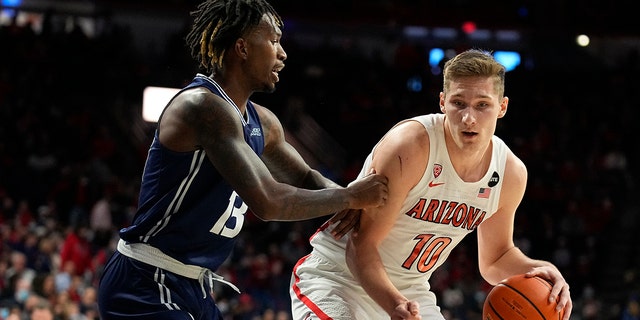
[[478, 256, 504, 285], [248, 200, 282, 221], [245, 190, 289, 221], [479, 265, 500, 286]]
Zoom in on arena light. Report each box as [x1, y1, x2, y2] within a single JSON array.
[[0, 0, 20, 22], [493, 51, 521, 72], [1, 0, 21, 7], [432, 27, 457, 39], [495, 30, 521, 42], [142, 86, 180, 122], [576, 34, 590, 47], [429, 48, 445, 67], [403, 25, 428, 38], [461, 21, 477, 34]]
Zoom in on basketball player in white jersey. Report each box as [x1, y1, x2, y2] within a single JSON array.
[[290, 49, 572, 320]]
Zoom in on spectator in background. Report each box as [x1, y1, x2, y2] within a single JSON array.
[[29, 298, 55, 320], [31, 273, 56, 308], [59, 223, 92, 278], [2, 251, 36, 305], [622, 294, 640, 320], [89, 185, 114, 249], [5, 251, 35, 285]]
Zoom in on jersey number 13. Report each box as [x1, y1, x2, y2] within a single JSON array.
[[210, 191, 247, 238]]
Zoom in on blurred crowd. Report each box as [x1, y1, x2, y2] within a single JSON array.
[[1, 8, 639, 320]]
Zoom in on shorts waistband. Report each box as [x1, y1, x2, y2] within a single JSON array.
[[117, 239, 240, 297]]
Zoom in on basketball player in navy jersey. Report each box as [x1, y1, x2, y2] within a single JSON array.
[[97, 1, 388, 319]]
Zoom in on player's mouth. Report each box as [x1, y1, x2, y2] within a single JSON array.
[[462, 131, 478, 137], [272, 65, 284, 82]]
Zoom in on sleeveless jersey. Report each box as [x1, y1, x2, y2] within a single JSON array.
[[310, 113, 508, 290], [119, 74, 264, 272]]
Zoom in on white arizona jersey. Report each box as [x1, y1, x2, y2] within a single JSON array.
[[309, 113, 507, 292]]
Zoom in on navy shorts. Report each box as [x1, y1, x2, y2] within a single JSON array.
[[98, 251, 223, 320]]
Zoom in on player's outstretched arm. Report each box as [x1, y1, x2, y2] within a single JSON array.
[[253, 102, 388, 222], [190, 93, 388, 221]]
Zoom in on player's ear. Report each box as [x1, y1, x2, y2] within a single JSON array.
[[439, 92, 446, 113], [498, 96, 509, 118], [235, 38, 248, 59]]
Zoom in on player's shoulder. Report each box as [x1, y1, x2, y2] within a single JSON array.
[[386, 119, 429, 144], [504, 150, 527, 185], [375, 118, 430, 163], [175, 87, 227, 110], [167, 88, 239, 123], [251, 101, 282, 131], [390, 116, 432, 134], [250, 100, 275, 118]]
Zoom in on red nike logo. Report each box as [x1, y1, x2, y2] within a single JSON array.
[[428, 181, 445, 187]]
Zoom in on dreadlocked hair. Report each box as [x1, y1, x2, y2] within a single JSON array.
[[185, 0, 283, 74]]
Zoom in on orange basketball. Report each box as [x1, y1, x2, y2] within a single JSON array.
[[483, 274, 564, 320]]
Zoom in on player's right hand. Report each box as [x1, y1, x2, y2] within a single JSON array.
[[346, 168, 388, 208], [390, 300, 421, 320]]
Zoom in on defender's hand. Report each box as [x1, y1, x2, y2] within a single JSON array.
[[346, 169, 388, 208], [328, 208, 361, 239]]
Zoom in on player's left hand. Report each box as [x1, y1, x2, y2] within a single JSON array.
[[525, 266, 572, 320], [328, 208, 361, 239]]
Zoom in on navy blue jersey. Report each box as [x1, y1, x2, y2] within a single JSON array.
[[119, 74, 264, 272]]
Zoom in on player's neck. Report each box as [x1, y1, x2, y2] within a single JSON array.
[[210, 74, 250, 114], [449, 141, 492, 183]]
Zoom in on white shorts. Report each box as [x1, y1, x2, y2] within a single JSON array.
[[289, 251, 444, 320]]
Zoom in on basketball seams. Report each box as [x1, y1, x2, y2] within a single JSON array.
[[486, 300, 506, 320], [500, 282, 547, 319], [531, 276, 553, 290], [531, 275, 563, 320]]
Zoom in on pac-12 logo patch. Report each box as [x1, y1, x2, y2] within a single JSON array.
[[433, 164, 442, 179]]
